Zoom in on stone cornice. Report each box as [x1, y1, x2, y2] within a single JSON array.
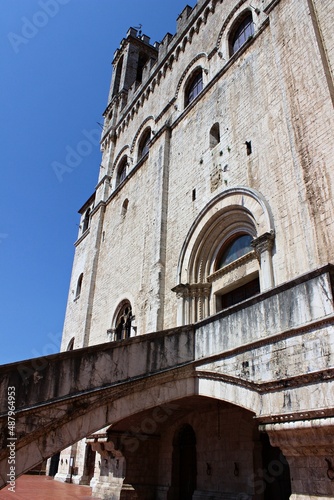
[[196, 361, 334, 396], [197, 264, 334, 328], [264, 0, 281, 15], [74, 228, 90, 247]]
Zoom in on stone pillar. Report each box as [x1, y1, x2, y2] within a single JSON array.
[[261, 417, 334, 499], [191, 288, 198, 323], [202, 286, 211, 319], [171, 284, 188, 326], [54, 444, 77, 483], [89, 437, 125, 499], [252, 231, 275, 291]]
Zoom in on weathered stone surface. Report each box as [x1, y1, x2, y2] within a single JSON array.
[[2, 0, 334, 498]]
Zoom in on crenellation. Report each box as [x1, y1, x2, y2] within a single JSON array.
[[176, 5, 194, 33]]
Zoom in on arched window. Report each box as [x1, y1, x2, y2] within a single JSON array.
[[136, 52, 150, 83], [138, 128, 151, 160], [113, 55, 124, 96], [185, 69, 203, 107], [116, 157, 128, 187], [173, 188, 275, 323], [67, 338, 75, 351], [121, 198, 129, 217], [114, 301, 133, 341], [215, 233, 259, 310], [230, 12, 254, 56], [217, 234, 253, 269], [209, 123, 220, 148], [82, 208, 90, 233], [75, 273, 83, 299]]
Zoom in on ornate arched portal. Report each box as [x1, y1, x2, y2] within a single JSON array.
[[173, 187, 275, 325]]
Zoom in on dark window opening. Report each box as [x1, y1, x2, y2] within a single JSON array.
[[136, 53, 150, 83], [230, 13, 254, 56], [82, 208, 90, 233], [114, 302, 133, 340], [217, 276, 260, 310], [217, 234, 253, 269], [113, 55, 124, 96], [246, 140, 252, 155], [210, 123, 220, 148], [138, 128, 151, 160], [121, 198, 129, 217], [67, 337, 75, 351], [192, 188, 196, 201], [185, 69, 203, 107], [75, 274, 83, 299], [116, 157, 127, 187]]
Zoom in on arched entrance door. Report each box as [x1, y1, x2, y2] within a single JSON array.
[[169, 424, 197, 500], [261, 433, 291, 499], [83, 444, 96, 484]]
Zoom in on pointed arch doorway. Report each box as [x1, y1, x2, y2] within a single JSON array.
[[169, 424, 197, 500]]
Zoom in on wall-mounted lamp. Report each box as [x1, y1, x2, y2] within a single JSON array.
[[234, 462, 239, 477]]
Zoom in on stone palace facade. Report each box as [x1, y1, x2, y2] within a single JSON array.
[[52, 0, 334, 498]]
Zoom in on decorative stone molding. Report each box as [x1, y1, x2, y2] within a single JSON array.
[[172, 282, 212, 324], [207, 251, 256, 282], [88, 436, 124, 460], [251, 230, 275, 262]]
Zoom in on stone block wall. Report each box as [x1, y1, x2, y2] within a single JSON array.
[[58, 0, 334, 352]]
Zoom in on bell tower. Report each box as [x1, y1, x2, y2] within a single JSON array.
[[108, 27, 158, 105], [98, 27, 159, 186]]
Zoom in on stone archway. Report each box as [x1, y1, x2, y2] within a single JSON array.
[[173, 187, 276, 325]]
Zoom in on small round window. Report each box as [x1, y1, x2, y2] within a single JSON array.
[[217, 234, 253, 269]]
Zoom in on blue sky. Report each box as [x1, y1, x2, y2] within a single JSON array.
[[0, 0, 194, 365]]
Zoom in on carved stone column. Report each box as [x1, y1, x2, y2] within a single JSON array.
[[190, 287, 199, 323], [171, 284, 189, 326], [252, 231, 275, 291], [202, 285, 211, 319], [172, 283, 211, 325]]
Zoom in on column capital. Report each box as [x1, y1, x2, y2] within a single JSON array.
[[251, 231, 275, 260]]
